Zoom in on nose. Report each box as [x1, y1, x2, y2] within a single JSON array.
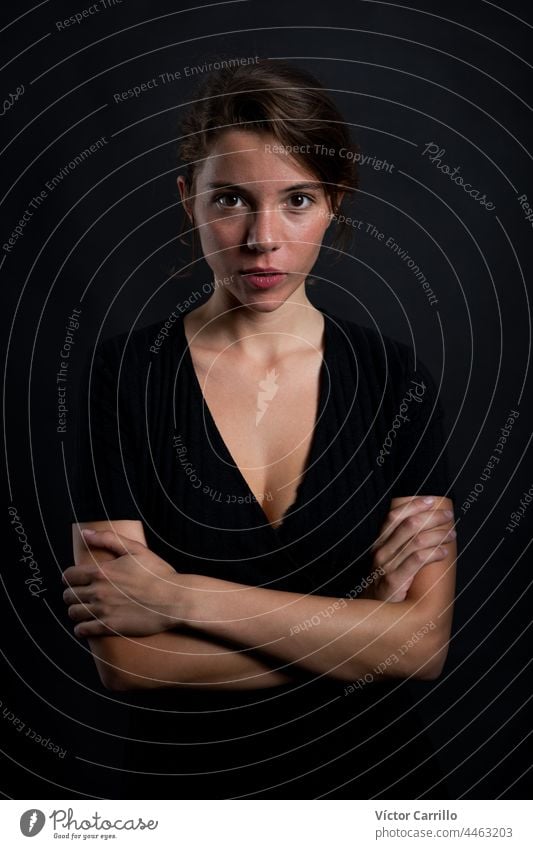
[[246, 206, 282, 253]]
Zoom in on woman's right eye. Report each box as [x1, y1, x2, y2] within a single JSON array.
[[214, 193, 244, 208]]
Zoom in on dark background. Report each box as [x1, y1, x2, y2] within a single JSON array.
[[2, 0, 532, 799]]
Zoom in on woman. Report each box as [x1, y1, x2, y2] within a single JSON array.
[[64, 59, 457, 799]]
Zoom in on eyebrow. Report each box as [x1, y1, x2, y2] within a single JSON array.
[[205, 181, 324, 193]]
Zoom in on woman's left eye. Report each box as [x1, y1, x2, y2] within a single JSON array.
[[286, 194, 315, 209]]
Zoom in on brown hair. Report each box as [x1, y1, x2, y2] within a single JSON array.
[[176, 57, 359, 266]]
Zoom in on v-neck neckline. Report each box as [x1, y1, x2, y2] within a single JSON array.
[[180, 307, 331, 537]]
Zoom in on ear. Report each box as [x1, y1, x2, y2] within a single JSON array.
[[332, 190, 345, 215], [326, 190, 345, 227], [177, 175, 194, 223]]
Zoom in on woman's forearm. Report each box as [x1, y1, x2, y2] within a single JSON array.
[[71, 538, 442, 689], [178, 574, 442, 683], [73, 541, 299, 691], [88, 629, 300, 691]]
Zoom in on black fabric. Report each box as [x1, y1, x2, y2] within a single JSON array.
[[69, 305, 455, 799]]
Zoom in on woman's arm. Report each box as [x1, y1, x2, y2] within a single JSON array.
[[182, 527, 456, 684], [70, 498, 456, 687], [177, 495, 456, 684], [91, 629, 299, 692], [71, 520, 298, 691]]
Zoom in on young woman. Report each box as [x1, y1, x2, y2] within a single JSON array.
[[64, 59, 457, 799]]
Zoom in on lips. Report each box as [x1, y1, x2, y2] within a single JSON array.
[[239, 267, 287, 289]]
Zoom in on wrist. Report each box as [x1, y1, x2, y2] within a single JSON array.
[[167, 572, 212, 630]]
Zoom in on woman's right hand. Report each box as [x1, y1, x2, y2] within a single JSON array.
[[362, 496, 456, 603]]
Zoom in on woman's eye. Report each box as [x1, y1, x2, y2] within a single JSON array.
[[286, 194, 315, 209], [214, 193, 243, 208], [213, 192, 315, 210]]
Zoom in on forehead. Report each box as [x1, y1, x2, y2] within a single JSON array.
[[195, 129, 320, 190]]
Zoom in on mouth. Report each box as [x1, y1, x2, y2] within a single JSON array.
[[239, 268, 287, 289]]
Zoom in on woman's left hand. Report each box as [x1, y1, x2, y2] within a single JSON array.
[[62, 530, 184, 638], [365, 497, 455, 603]]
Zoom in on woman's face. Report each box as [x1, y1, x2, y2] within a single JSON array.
[[177, 129, 337, 311]]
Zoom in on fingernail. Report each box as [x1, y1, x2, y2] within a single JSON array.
[[423, 497, 434, 504], [82, 528, 96, 535], [444, 509, 454, 518]]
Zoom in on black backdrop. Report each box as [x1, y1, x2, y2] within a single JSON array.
[[2, 0, 532, 799]]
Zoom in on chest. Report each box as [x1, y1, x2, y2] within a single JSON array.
[[189, 346, 324, 528]]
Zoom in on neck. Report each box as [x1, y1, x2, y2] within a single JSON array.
[[187, 281, 324, 360]]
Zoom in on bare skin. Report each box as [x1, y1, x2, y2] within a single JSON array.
[[183, 308, 325, 529]]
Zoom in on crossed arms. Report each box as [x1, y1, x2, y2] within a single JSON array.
[[67, 497, 457, 691]]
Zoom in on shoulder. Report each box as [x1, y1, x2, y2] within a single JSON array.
[[91, 315, 184, 375], [323, 308, 443, 417], [324, 308, 422, 380]]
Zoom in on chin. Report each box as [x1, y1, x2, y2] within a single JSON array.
[[231, 279, 308, 313], [240, 296, 289, 312]]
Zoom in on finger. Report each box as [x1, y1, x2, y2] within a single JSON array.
[[381, 545, 449, 594], [80, 529, 146, 558], [376, 497, 438, 548], [387, 525, 456, 568], [376, 528, 457, 575], [63, 587, 94, 606], [395, 508, 455, 553], [73, 620, 110, 638], [374, 507, 454, 563], [62, 565, 94, 587], [412, 526, 457, 550], [67, 602, 98, 623]]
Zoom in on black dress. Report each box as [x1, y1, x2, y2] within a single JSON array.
[[70, 304, 456, 799]]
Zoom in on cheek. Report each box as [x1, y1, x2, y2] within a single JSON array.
[[292, 219, 329, 254], [200, 218, 243, 253]]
